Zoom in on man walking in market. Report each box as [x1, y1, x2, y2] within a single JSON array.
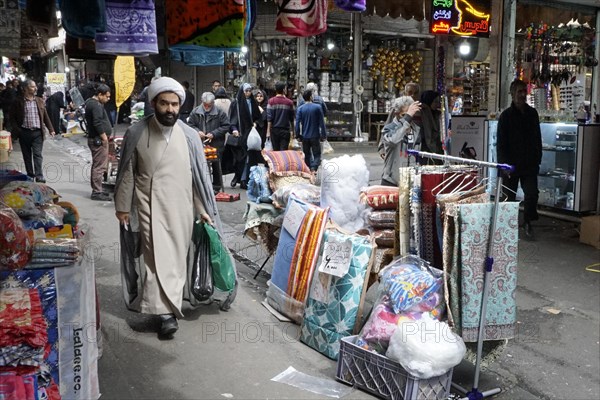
[[296, 90, 327, 172], [114, 77, 225, 339], [85, 84, 113, 201], [497, 79, 542, 240], [187, 91, 230, 193], [8, 79, 55, 182], [266, 81, 295, 151]]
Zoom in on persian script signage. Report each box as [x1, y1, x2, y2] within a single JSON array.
[[430, 0, 491, 37]]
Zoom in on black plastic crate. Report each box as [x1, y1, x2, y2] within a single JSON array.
[[336, 336, 453, 400]]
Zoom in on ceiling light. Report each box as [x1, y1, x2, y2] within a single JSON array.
[[241, 45, 248, 54], [459, 41, 471, 56], [327, 41, 335, 50]]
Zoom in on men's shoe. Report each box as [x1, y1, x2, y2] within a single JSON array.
[[91, 192, 112, 201], [239, 181, 248, 190], [159, 315, 178, 337], [524, 222, 535, 240], [35, 177, 46, 183], [230, 177, 238, 188]]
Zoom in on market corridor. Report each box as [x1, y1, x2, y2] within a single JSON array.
[[2, 132, 599, 400]]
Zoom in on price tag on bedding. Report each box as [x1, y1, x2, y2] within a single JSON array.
[[282, 200, 306, 238], [318, 237, 352, 277]]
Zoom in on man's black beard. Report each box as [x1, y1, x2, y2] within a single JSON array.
[[155, 111, 179, 126]]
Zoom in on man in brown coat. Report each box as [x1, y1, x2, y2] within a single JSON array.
[[9, 79, 55, 182]]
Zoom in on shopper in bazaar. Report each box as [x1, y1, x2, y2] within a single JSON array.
[[418, 90, 444, 165], [295, 89, 327, 172], [378, 95, 421, 187], [187, 91, 230, 193], [8, 79, 55, 183], [297, 82, 328, 117], [228, 83, 262, 189], [84, 84, 113, 201], [497, 79, 542, 240], [266, 81, 295, 151], [114, 77, 221, 339]]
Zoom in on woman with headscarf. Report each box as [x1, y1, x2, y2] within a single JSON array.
[[214, 87, 231, 115], [226, 83, 262, 189], [378, 96, 421, 186], [419, 90, 444, 165], [241, 89, 269, 180]]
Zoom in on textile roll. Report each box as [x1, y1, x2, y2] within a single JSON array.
[[166, 0, 245, 49], [334, 0, 366, 12], [276, 0, 328, 37], [113, 56, 136, 110], [95, 0, 159, 56]]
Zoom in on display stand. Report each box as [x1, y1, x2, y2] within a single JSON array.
[[407, 150, 514, 400]]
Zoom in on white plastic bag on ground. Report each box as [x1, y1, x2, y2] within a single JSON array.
[[386, 315, 466, 379]]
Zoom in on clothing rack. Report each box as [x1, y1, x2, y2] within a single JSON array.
[[407, 150, 514, 400]]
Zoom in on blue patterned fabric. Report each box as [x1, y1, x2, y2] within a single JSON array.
[[95, 0, 158, 56], [300, 231, 373, 360], [458, 202, 518, 342], [0, 269, 59, 386]]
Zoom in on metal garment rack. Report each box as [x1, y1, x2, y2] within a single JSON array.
[[407, 150, 514, 400]]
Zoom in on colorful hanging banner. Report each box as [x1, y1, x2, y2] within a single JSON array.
[[430, 0, 491, 37], [113, 56, 135, 110]]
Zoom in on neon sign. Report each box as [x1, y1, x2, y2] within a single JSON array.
[[430, 0, 491, 38]]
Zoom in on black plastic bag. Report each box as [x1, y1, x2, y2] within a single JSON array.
[[191, 222, 214, 301], [120, 224, 141, 304]]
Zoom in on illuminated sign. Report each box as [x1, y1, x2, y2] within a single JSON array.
[[430, 0, 491, 38]]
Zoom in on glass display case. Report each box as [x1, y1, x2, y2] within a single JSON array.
[[325, 102, 354, 140], [487, 121, 600, 212]]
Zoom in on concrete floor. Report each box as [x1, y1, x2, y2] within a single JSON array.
[[4, 127, 598, 399]]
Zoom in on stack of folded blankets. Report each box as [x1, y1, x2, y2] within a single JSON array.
[[28, 239, 80, 268]]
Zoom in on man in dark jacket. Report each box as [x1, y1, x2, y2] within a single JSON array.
[[85, 84, 113, 201], [187, 92, 230, 192], [179, 81, 195, 122], [497, 79, 542, 239], [296, 90, 327, 172], [9, 79, 55, 182]]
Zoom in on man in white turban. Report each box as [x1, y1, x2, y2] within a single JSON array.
[[114, 76, 235, 338]]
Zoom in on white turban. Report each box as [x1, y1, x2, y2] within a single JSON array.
[[147, 77, 186, 104]]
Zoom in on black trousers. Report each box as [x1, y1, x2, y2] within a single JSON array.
[[270, 128, 290, 151], [301, 137, 322, 171], [19, 128, 44, 178], [502, 171, 539, 223]]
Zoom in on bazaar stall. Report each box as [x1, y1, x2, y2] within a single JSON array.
[[0, 171, 99, 400], [241, 144, 522, 398]]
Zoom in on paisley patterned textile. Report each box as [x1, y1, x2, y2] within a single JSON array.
[[300, 231, 373, 359], [458, 202, 519, 342], [95, 0, 158, 56], [167, 0, 245, 50], [276, 0, 328, 37]]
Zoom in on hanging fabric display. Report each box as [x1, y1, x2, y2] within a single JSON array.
[[59, 0, 107, 39], [171, 49, 226, 67], [0, 0, 20, 58], [113, 56, 136, 110], [334, 0, 366, 12], [166, 0, 245, 50], [276, 0, 328, 37], [95, 0, 159, 56]]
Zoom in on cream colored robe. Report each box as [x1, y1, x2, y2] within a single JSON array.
[[115, 118, 206, 318]]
